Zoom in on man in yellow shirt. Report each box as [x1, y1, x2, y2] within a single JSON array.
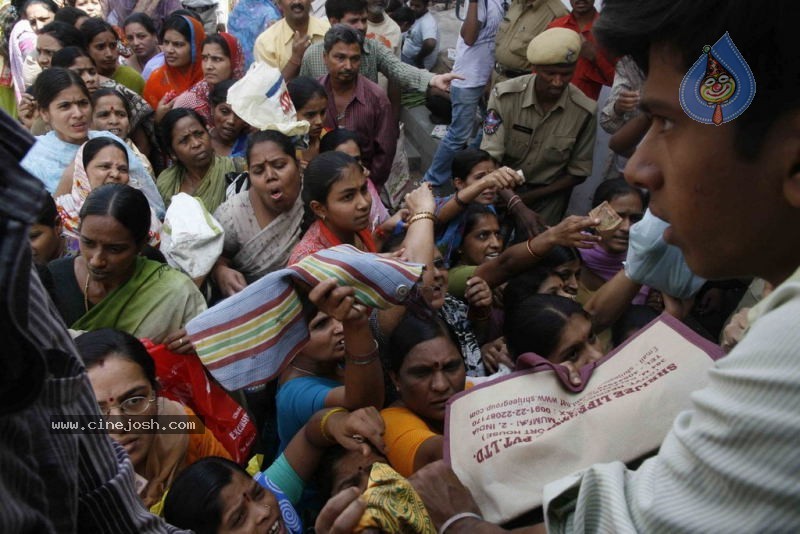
[[254, 0, 330, 80]]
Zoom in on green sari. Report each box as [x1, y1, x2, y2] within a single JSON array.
[[157, 155, 235, 214], [72, 256, 206, 343]]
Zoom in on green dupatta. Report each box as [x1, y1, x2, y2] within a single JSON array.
[[156, 155, 235, 214], [72, 256, 206, 342]]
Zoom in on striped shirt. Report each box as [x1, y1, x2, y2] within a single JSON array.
[[544, 266, 800, 533], [321, 73, 398, 187], [300, 36, 433, 93], [0, 110, 185, 533]]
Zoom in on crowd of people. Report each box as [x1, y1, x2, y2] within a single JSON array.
[[1, 0, 798, 532]]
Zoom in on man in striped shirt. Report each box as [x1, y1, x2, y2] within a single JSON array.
[[320, 1, 800, 532], [320, 25, 397, 187], [298, 0, 462, 93]]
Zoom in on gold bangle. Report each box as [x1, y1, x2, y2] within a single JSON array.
[[408, 212, 436, 226], [320, 407, 348, 442], [526, 238, 541, 260]]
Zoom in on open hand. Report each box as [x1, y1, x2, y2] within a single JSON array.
[[536, 215, 601, 250], [430, 72, 465, 93]]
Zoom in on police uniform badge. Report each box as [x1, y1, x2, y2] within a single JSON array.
[[483, 109, 502, 135]]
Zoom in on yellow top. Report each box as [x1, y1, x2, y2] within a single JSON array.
[[380, 406, 438, 478], [253, 16, 331, 69]]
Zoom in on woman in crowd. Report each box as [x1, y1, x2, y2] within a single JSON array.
[[287, 76, 328, 167], [504, 293, 606, 387], [52, 47, 156, 165], [46, 184, 205, 347], [80, 17, 145, 95], [72, 0, 103, 19], [172, 32, 245, 126], [89, 87, 154, 175], [207, 80, 250, 162], [319, 128, 392, 234], [212, 130, 303, 295], [381, 312, 466, 477], [143, 14, 205, 117], [164, 406, 386, 533], [8, 0, 55, 107], [448, 211, 594, 302], [123, 13, 160, 76], [276, 278, 384, 452], [107, 0, 180, 36], [446, 205, 503, 298], [21, 68, 156, 196], [34, 19, 83, 70], [29, 194, 65, 265], [579, 178, 649, 304], [288, 151, 377, 264], [77, 328, 231, 512], [16, 22, 83, 132], [156, 107, 236, 213], [434, 149, 525, 264], [502, 245, 582, 304], [55, 137, 161, 254], [371, 184, 491, 377]]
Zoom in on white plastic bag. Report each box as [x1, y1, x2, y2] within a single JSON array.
[[160, 193, 225, 279], [227, 62, 309, 136], [624, 209, 706, 299]]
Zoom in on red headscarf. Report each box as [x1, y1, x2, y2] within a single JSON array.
[[169, 32, 246, 126], [143, 16, 206, 109], [219, 32, 246, 80]]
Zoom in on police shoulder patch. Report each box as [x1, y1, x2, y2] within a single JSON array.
[[483, 109, 502, 135]]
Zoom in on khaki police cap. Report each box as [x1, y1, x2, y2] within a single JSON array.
[[526, 27, 581, 66]]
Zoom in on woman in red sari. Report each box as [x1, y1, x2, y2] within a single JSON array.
[[171, 32, 245, 126], [288, 151, 377, 264], [142, 14, 205, 120]]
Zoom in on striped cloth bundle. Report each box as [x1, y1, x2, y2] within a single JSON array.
[[186, 245, 423, 390]]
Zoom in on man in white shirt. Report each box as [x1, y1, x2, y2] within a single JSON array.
[[313, 0, 800, 532], [423, 0, 504, 187], [401, 0, 439, 70]]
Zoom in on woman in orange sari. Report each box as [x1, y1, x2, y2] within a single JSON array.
[[142, 14, 204, 121]]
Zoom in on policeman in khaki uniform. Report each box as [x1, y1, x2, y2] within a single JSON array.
[[481, 27, 597, 225], [494, 0, 567, 81]]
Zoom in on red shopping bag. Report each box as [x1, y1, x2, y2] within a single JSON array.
[[142, 339, 256, 464]]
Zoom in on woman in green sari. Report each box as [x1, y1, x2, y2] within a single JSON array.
[[156, 108, 237, 214], [46, 183, 205, 352]]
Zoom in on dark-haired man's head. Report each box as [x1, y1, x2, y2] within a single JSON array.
[[325, 0, 368, 35], [594, 0, 800, 284], [323, 24, 364, 85]]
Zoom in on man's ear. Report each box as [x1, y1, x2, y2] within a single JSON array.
[[329, 17, 340, 24], [310, 199, 327, 220], [782, 113, 800, 209], [783, 160, 800, 209]]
